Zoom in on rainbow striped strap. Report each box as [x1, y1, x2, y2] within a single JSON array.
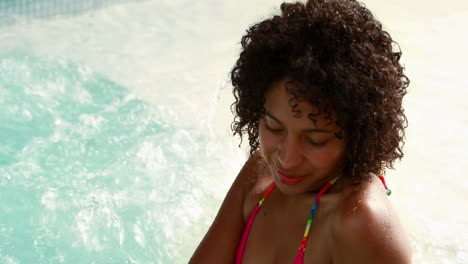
[[298, 175, 340, 250]]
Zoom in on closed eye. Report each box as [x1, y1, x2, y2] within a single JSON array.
[[306, 138, 327, 146], [264, 122, 283, 133]]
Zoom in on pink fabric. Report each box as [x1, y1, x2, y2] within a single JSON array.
[[234, 184, 304, 264], [293, 249, 305, 264], [235, 204, 261, 264]]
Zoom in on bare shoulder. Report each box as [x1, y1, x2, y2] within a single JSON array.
[[189, 150, 269, 263], [241, 151, 273, 222], [331, 174, 412, 264], [236, 150, 270, 193]]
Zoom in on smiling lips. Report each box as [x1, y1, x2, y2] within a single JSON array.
[[277, 170, 305, 185]]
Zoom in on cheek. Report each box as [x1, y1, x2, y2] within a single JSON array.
[[306, 142, 346, 169], [313, 150, 344, 168], [258, 126, 278, 153]]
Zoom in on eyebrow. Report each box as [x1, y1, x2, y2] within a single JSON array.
[[265, 111, 332, 134]]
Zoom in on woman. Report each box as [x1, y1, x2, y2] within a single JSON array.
[[190, 0, 412, 263]]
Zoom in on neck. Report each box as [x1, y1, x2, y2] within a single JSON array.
[[278, 175, 344, 207]]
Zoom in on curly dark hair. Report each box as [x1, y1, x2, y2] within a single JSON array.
[[230, 0, 409, 179]]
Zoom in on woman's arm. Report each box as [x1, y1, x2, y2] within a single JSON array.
[[189, 153, 260, 263]]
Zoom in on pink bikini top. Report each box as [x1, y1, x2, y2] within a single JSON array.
[[234, 175, 391, 264]]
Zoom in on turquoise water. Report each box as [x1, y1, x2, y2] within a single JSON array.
[[0, 52, 207, 263], [0, 0, 136, 26], [0, 1, 253, 262]]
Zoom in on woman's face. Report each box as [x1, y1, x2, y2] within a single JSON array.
[[259, 78, 347, 195]]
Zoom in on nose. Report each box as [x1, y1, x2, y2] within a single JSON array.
[[276, 136, 303, 170]]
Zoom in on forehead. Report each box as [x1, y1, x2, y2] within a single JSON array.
[[265, 79, 336, 128]]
